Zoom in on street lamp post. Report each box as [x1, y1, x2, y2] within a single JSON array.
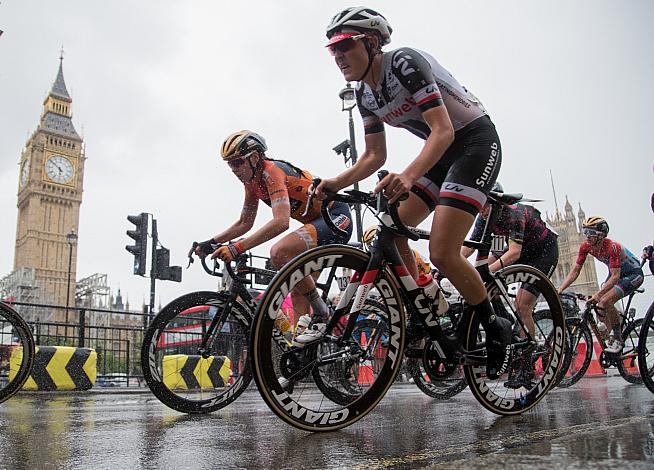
[[65, 229, 78, 341], [337, 82, 363, 243]]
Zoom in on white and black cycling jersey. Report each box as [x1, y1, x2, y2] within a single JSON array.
[[356, 47, 487, 138]]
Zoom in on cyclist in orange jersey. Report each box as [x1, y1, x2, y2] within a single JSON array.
[[195, 131, 353, 345]]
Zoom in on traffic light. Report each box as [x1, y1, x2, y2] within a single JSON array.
[[126, 213, 148, 276], [155, 247, 182, 282]]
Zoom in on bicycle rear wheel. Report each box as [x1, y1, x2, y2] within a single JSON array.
[[250, 245, 406, 432], [617, 318, 643, 384], [463, 265, 566, 415], [638, 300, 654, 393], [141, 291, 252, 413], [0, 302, 35, 404]]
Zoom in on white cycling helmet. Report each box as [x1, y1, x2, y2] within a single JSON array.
[[326, 7, 393, 46]]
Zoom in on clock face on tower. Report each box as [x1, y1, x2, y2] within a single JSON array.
[[45, 155, 74, 184], [20, 158, 30, 186]]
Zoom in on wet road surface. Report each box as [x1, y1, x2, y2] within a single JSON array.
[[0, 376, 653, 469]]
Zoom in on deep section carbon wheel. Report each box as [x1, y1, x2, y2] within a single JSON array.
[[638, 301, 654, 393], [0, 302, 35, 404], [463, 265, 566, 415], [141, 291, 252, 413], [250, 245, 406, 432]]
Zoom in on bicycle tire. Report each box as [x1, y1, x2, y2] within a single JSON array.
[[0, 302, 35, 404], [638, 300, 654, 393], [463, 264, 566, 415], [616, 318, 643, 384], [250, 245, 406, 432], [532, 309, 572, 388], [556, 318, 592, 388], [141, 291, 252, 413]]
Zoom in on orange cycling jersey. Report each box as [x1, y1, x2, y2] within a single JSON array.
[[244, 159, 320, 224]]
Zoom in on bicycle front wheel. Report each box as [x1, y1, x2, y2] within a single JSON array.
[[556, 318, 593, 388], [463, 264, 566, 415], [250, 245, 406, 432], [638, 300, 654, 393], [0, 302, 35, 404], [141, 291, 252, 413], [617, 318, 643, 384]]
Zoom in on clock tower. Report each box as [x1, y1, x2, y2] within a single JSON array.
[[14, 55, 85, 311]]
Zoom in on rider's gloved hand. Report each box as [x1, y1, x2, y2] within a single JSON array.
[[212, 242, 244, 263], [642, 245, 654, 261], [194, 239, 215, 257]]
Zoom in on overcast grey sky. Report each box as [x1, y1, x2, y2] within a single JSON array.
[[1, 1, 653, 312]]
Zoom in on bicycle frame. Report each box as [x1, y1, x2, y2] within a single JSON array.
[[317, 192, 532, 367]]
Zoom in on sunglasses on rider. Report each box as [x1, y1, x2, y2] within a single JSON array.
[[327, 34, 365, 56], [227, 158, 247, 168], [582, 228, 602, 237]]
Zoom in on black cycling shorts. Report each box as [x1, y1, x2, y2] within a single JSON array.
[[411, 115, 502, 216]]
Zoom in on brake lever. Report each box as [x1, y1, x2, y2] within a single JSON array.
[[187, 241, 199, 268], [302, 177, 322, 218]]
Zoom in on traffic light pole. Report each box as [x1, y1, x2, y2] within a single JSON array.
[[148, 219, 158, 325]]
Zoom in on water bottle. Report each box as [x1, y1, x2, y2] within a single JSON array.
[[416, 273, 449, 316], [596, 321, 608, 340], [295, 314, 312, 336]]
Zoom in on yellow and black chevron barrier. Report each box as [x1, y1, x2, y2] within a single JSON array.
[[10, 346, 97, 391], [162, 355, 231, 390]]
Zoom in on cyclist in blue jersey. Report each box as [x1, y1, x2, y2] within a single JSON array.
[[314, 7, 511, 379]]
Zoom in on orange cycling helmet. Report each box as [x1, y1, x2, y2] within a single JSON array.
[[221, 130, 267, 161]]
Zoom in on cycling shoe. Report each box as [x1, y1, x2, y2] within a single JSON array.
[[483, 314, 513, 380]]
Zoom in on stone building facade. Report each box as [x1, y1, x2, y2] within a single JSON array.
[[547, 197, 599, 298], [12, 57, 85, 315]]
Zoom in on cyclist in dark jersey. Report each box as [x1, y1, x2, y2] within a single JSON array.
[[315, 7, 511, 378], [462, 183, 559, 388], [195, 131, 352, 345], [558, 216, 644, 353]]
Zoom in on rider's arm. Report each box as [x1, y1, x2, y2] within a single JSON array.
[[489, 240, 522, 272], [375, 106, 454, 202], [211, 189, 258, 243], [319, 131, 387, 194], [237, 166, 292, 252], [558, 263, 583, 294]]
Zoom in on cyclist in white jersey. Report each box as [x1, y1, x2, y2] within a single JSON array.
[[314, 6, 511, 379]]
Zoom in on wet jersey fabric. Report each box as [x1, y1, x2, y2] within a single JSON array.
[[576, 238, 642, 275], [355, 47, 486, 138], [354, 47, 499, 216], [244, 159, 352, 249], [245, 160, 319, 224], [471, 204, 557, 258]]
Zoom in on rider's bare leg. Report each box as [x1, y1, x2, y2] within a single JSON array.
[[515, 288, 538, 338], [597, 288, 623, 337], [270, 232, 325, 323], [395, 193, 432, 279], [428, 205, 485, 302]]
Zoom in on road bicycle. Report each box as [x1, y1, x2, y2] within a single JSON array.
[[552, 290, 644, 388], [0, 301, 35, 404], [140, 248, 275, 413], [249, 172, 566, 432], [140, 245, 390, 412]]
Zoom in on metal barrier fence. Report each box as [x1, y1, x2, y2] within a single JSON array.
[[5, 301, 149, 388]]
